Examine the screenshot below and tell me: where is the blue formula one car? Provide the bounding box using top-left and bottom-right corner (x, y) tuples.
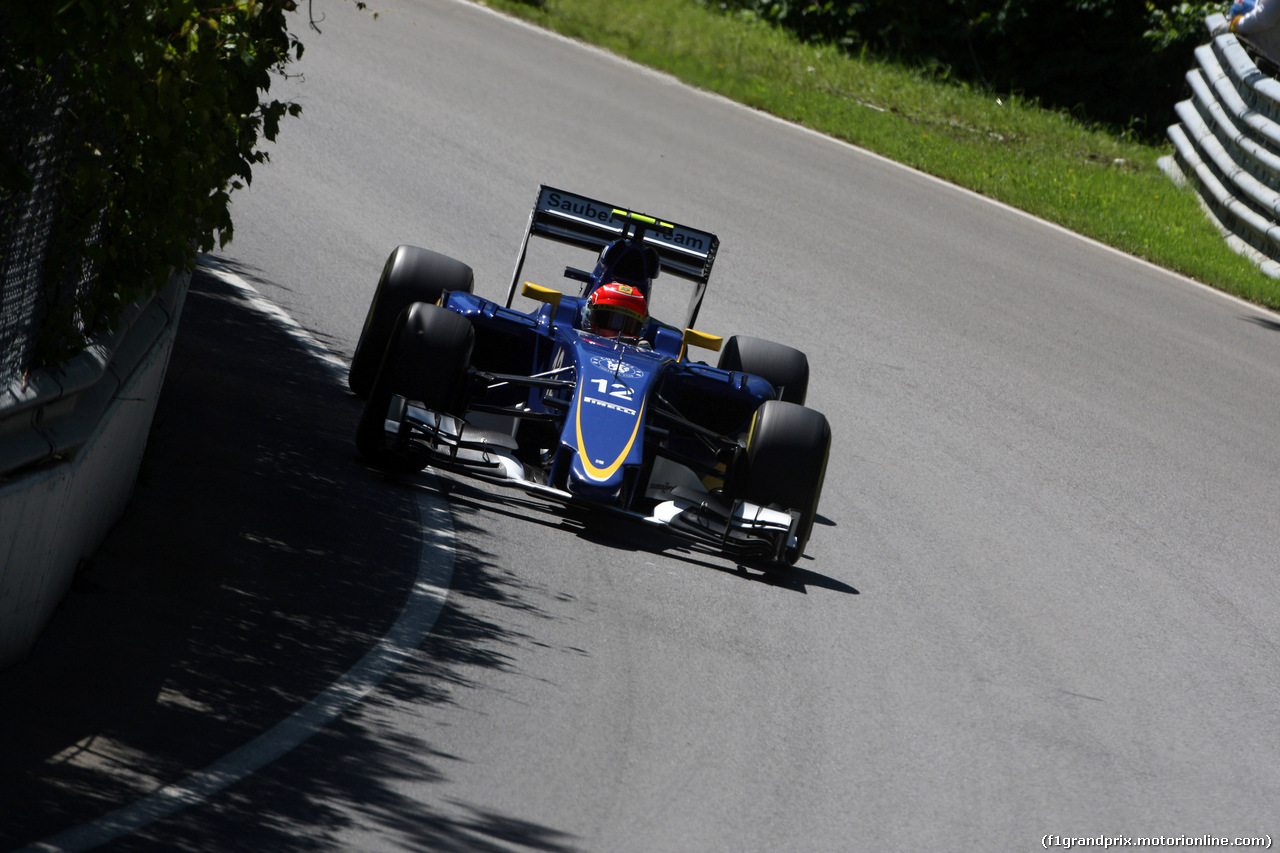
(350, 186), (830, 565)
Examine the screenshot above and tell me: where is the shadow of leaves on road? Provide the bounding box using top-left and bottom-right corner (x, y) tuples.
(0, 263), (579, 853)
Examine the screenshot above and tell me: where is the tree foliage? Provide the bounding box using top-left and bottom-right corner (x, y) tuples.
(709, 0), (1221, 136)
(0, 0), (318, 364)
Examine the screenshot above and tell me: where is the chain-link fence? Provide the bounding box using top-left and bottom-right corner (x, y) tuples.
(1, 60), (101, 391)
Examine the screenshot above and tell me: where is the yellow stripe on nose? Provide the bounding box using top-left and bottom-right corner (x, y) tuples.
(575, 382), (646, 481)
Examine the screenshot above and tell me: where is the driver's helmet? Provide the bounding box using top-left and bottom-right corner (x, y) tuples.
(585, 283), (648, 339)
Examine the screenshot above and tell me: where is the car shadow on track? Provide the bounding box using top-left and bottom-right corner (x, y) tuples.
(1244, 314), (1280, 333)
(0, 261), (579, 853)
(428, 474), (859, 597)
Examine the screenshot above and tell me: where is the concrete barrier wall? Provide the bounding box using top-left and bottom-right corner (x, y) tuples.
(1165, 13), (1280, 277)
(0, 273), (189, 668)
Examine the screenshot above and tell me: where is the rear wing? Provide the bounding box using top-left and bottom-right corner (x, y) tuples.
(505, 185), (719, 312)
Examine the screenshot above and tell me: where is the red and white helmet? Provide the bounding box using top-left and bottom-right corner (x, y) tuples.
(586, 283), (648, 339)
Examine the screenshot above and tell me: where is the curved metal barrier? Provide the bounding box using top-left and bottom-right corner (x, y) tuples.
(1165, 12), (1280, 277)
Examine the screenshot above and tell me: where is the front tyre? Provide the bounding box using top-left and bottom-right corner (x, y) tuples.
(718, 336), (809, 405)
(349, 245), (474, 398)
(356, 303), (474, 469)
(739, 400), (830, 565)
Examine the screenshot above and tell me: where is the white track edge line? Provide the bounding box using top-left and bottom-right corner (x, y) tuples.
(17, 258), (457, 853)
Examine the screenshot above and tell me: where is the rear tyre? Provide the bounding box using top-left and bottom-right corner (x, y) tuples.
(738, 400), (830, 565)
(349, 245), (474, 398)
(718, 336), (809, 405)
(356, 303), (474, 468)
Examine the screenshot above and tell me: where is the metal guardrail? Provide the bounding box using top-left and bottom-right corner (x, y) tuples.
(1165, 13), (1280, 277)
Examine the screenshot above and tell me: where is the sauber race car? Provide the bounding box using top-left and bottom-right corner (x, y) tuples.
(350, 186), (830, 565)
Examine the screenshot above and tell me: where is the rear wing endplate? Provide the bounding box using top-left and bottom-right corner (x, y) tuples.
(505, 185), (719, 309)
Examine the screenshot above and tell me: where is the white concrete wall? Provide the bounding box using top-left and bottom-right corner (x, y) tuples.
(0, 274), (188, 668)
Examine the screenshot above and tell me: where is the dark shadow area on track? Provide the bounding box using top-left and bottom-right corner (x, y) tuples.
(429, 473), (859, 597)
(1243, 314), (1280, 334)
(97, 471), (581, 853)
(0, 263), (579, 853)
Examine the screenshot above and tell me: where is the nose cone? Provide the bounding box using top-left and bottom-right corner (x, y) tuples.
(566, 458), (625, 505)
(556, 334), (665, 507)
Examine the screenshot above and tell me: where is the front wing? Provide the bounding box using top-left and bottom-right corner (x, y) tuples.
(378, 400), (802, 563)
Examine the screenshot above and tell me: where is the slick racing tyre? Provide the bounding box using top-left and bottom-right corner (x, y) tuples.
(718, 336), (809, 405)
(349, 245), (474, 398)
(739, 399), (830, 565)
(356, 302), (475, 469)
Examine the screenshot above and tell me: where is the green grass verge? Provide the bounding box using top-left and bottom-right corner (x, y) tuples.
(478, 0), (1280, 310)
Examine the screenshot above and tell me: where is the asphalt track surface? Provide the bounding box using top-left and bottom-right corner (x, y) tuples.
(4, 0), (1280, 849)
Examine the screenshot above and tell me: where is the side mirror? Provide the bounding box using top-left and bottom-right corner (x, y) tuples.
(522, 281), (563, 312)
